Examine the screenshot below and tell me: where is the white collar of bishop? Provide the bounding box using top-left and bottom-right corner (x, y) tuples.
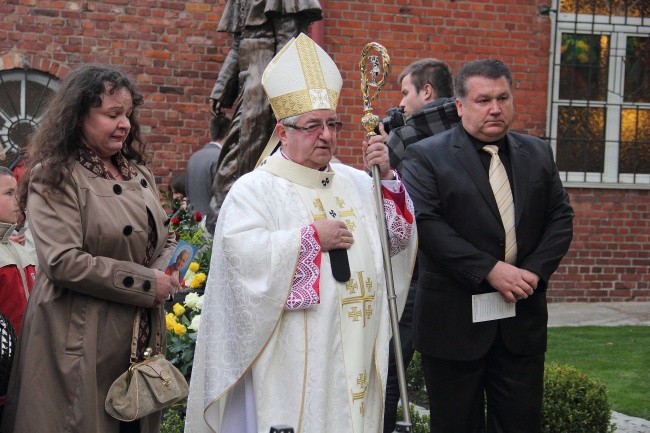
(257, 155), (336, 189)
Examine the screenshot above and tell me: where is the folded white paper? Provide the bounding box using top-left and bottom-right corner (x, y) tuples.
(472, 292), (516, 323)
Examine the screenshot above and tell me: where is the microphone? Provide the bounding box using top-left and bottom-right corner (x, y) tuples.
(329, 249), (351, 282)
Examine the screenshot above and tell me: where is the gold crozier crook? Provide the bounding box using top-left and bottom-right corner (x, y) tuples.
(359, 42), (412, 431)
(359, 42), (390, 137)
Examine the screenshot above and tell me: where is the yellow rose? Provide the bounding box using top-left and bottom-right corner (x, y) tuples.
(165, 313), (178, 331)
(173, 303), (186, 317)
(196, 273), (207, 283)
(189, 277), (201, 289)
(173, 322), (187, 336)
(189, 262), (200, 272)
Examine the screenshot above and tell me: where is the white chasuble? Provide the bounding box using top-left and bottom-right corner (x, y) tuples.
(261, 157), (381, 433)
(185, 155), (416, 433)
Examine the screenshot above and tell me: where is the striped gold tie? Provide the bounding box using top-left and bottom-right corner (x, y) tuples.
(482, 145), (517, 264)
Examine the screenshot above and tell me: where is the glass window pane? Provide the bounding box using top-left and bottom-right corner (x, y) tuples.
(624, 36), (650, 103)
(0, 70), (59, 165)
(559, 34), (609, 101)
(556, 106), (605, 172)
(0, 80), (21, 118)
(25, 73), (56, 120)
(620, 108), (650, 174)
(560, 0), (650, 17)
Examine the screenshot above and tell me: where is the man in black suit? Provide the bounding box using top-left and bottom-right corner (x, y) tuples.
(401, 59), (574, 433)
(369, 58), (460, 433)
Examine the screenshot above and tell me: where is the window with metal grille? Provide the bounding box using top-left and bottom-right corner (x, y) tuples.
(0, 69), (59, 169)
(548, 0), (650, 187)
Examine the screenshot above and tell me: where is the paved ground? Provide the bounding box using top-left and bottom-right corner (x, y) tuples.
(547, 301), (650, 327)
(547, 302), (650, 433)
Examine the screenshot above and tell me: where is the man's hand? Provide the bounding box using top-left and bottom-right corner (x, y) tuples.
(375, 122), (389, 141)
(312, 219), (354, 252)
(362, 139), (393, 180)
(485, 261), (539, 303)
(9, 234), (26, 246)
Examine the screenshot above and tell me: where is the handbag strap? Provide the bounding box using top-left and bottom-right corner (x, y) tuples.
(130, 308), (162, 364)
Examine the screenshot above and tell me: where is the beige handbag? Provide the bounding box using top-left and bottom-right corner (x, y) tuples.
(105, 312), (189, 421)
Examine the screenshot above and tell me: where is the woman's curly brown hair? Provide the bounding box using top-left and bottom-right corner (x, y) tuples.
(18, 64), (147, 209)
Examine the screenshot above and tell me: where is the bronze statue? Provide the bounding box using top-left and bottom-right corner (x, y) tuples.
(206, 0), (323, 232)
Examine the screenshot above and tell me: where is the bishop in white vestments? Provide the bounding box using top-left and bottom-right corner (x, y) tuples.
(185, 33), (417, 433)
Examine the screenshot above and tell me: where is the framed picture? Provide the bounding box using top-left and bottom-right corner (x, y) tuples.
(165, 240), (198, 286)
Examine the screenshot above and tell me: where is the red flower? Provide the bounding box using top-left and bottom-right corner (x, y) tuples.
(194, 211), (203, 222)
(170, 216), (181, 226)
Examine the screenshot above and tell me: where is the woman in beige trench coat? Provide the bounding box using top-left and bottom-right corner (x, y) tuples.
(1, 64), (179, 433)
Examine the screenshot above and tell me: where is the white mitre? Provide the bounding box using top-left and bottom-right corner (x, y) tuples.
(256, 33), (343, 165)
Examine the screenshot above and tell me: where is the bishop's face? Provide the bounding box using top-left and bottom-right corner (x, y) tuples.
(277, 109), (340, 170)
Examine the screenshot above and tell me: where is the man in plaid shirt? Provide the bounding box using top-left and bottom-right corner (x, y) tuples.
(371, 58), (460, 433)
(381, 59), (460, 172)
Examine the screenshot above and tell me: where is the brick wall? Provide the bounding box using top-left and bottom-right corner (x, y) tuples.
(0, 0), (231, 180)
(325, 0), (551, 167)
(549, 189), (650, 302)
(1, 1), (647, 302)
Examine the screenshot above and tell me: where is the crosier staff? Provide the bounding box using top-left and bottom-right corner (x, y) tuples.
(360, 42), (412, 432)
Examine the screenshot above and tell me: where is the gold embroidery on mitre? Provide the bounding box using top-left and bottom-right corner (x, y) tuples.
(269, 91), (313, 121)
(309, 89), (331, 109)
(269, 90), (340, 120)
(328, 89), (339, 111)
(296, 35), (326, 89)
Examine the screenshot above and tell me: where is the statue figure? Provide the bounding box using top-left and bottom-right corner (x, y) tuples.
(206, 0), (323, 232)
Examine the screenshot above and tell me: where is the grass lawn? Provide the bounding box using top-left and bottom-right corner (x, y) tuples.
(546, 326), (650, 420)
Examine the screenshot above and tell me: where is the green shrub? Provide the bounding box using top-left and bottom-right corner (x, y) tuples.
(400, 355), (616, 433)
(405, 351), (429, 408)
(392, 351), (430, 432)
(160, 403), (186, 433)
(543, 363), (616, 433)
(396, 403), (431, 433)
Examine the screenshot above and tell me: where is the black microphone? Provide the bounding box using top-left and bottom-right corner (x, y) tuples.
(270, 426), (294, 433)
(329, 249), (351, 282)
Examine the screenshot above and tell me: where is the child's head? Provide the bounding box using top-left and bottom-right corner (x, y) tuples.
(169, 172), (186, 201)
(0, 167), (19, 225)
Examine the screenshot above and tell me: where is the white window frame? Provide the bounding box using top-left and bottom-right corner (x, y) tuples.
(0, 69), (59, 163)
(547, 2), (650, 189)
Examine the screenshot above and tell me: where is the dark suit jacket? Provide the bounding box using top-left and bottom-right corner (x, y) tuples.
(402, 126), (574, 361)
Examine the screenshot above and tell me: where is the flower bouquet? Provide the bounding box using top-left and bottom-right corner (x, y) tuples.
(162, 292), (205, 433)
(160, 191), (213, 431)
(165, 292), (204, 379)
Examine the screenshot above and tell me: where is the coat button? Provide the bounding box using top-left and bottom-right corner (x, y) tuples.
(123, 225), (133, 236)
(143, 280), (151, 291)
(140, 178), (148, 188)
(123, 276), (134, 287)
(498, 239), (505, 247)
(113, 184), (122, 195)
